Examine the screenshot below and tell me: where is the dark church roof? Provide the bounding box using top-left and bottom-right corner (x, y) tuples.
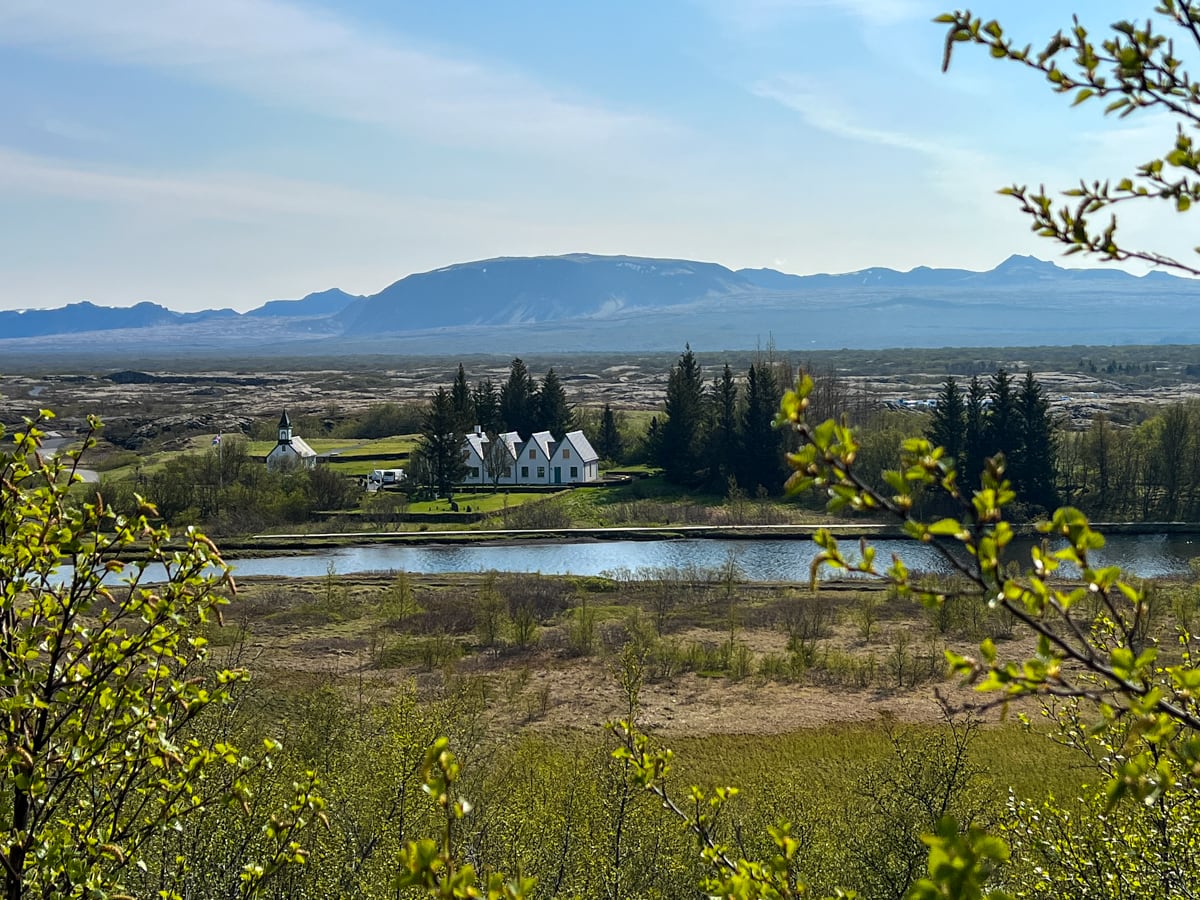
(278, 411), (291, 429)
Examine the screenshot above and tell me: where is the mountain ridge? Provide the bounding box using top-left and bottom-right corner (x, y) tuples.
(3, 253), (1199, 354)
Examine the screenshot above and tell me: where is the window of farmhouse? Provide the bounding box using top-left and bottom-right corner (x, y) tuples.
(562, 448), (570, 458)
(521, 466), (529, 478)
(571, 466), (578, 478)
(529, 449), (536, 459)
(537, 466), (545, 478)
(469, 467), (479, 478)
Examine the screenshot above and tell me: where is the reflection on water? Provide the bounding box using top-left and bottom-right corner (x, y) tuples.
(219, 533), (1200, 582)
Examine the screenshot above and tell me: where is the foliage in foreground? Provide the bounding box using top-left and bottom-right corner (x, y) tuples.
(0, 413), (320, 899)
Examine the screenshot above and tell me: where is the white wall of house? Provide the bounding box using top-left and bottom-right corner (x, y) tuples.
(462, 433), (488, 484)
(549, 430), (600, 484)
(516, 431), (554, 485)
(459, 428), (600, 486)
(462, 430), (521, 485)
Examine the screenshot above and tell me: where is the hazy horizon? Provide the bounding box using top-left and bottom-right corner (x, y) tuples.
(0, 1), (1180, 312)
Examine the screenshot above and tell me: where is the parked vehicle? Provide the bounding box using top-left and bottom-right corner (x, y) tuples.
(367, 468), (406, 486)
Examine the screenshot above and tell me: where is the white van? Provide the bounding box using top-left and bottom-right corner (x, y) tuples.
(368, 468), (406, 486)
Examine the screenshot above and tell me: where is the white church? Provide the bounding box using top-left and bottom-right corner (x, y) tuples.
(265, 411), (317, 471)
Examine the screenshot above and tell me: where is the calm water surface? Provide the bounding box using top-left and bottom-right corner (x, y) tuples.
(221, 533), (1200, 581)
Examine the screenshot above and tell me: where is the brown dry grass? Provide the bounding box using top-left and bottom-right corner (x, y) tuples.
(213, 571), (1046, 740)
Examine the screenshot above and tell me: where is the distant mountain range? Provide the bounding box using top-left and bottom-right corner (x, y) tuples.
(3, 253), (1200, 357)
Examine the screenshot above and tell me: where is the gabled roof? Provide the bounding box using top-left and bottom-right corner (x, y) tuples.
(464, 431), (488, 461)
(525, 431), (554, 459)
(498, 431), (521, 459)
(288, 436), (317, 458)
(560, 430), (599, 464)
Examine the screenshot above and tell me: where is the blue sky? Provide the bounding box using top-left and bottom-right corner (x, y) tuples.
(0, 0), (1181, 311)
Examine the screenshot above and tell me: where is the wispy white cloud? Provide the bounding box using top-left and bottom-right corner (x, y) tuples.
(751, 75), (956, 159)
(0, 145), (398, 222)
(750, 74), (1029, 244)
(0, 0), (665, 155)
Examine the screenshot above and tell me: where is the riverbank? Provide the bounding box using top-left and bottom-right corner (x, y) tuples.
(215, 519), (1200, 556)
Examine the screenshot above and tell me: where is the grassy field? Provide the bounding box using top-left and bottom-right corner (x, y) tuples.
(230, 435), (416, 458)
(219, 567), (1044, 736)
(200, 565), (1102, 898)
(405, 491), (557, 514)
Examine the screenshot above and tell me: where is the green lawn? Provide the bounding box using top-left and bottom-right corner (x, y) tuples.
(331, 435), (418, 456)
(405, 492), (554, 514)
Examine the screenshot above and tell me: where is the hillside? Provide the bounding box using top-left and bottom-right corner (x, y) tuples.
(2, 253), (1200, 356)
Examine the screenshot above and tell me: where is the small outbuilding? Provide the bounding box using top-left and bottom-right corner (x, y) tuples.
(265, 411), (317, 472)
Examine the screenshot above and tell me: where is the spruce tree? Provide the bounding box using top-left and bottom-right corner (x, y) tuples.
(537, 368), (574, 436)
(985, 368), (1019, 464)
(417, 387), (467, 496)
(738, 361), (784, 494)
(712, 364), (740, 485)
(928, 377), (966, 469)
(964, 375), (988, 489)
(472, 378), (500, 433)
(659, 346), (707, 485)
(597, 403), (624, 462)
(500, 357), (537, 436)
(643, 415), (662, 467)
(1014, 371), (1059, 512)
(450, 363), (474, 432)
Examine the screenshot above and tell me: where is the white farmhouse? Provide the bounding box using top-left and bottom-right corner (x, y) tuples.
(463, 428), (522, 485)
(461, 427), (599, 486)
(549, 430), (600, 485)
(518, 431), (555, 485)
(265, 411), (317, 471)
(462, 429), (488, 483)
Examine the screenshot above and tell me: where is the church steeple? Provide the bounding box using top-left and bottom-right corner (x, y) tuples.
(278, 411), (293, 445)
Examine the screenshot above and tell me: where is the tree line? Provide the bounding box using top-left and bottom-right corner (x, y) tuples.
(925, 370), (1058, 514)
(1059, 401), (1200, 520)
(925, 371), (1200, 522)
(415, 359), (585, 496)
(648, 346), (858, 496)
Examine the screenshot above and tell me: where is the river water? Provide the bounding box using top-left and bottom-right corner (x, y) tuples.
(217, 533), (1200, 582)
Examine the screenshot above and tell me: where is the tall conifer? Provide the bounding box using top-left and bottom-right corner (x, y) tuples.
(500, 358), (537, 436)
(1014, 371), (1058, 511)
(659, 346), (707, 485)
(964, 376), (988, 489)
(928, 377), (966, 468)
(597, 403), (624, 462)
(450, 363), (474, 432)
(738, 362), (785, 494)
(537, 368), (574, 436)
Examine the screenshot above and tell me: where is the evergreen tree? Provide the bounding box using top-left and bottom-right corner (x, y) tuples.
(642, 415), (662, 466)
(450, 363), (474, 432)
(737, 361), (784, 494)
(985, 368), (1019, 463)
(597, 403), (624, 462)
(927, 377), (966, 469)
(711, 364), (740, 485)
(537, 368), (574, 436)
(1014, 372), (1059, 512)
(417, 387), (466, 496)
(963, 376), (988, 490)
(500, 358), (537, 436)
(659, 346), (707, 485)
(472, 378), (501, 433)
